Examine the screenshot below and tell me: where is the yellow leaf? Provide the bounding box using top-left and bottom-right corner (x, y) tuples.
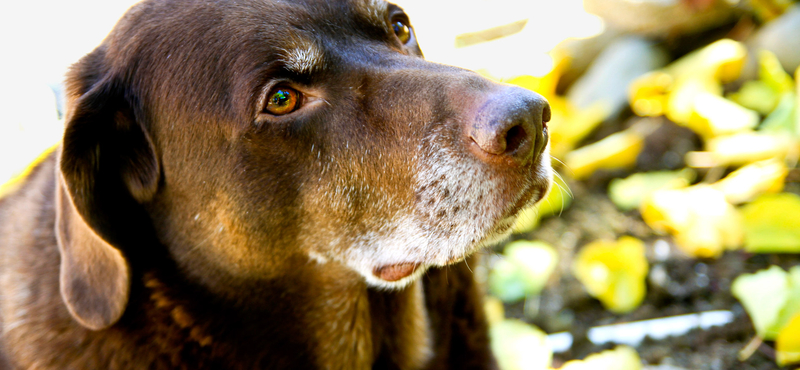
(796, 66), (800, 134)
(629, 71), (672, 117)
(628, 39), (747, 121)
(741, 193), (800, 253)
(564, 121), (657, 180)
(685, 132), (794, 168)
(749, 0), (793, 21)
(641, 185), (742, 258)
(544, 98), (611, 159)
(665, 76), (722, 126)
(552, 103), (610, 153)
(777, 313), (800, 366)
(556, 346), (641, 370)
(507, 75), (551, 97)
(759, 50), (795, 94)
(664, 39), (747, 83)
(572, 237), (648, 313)
(484, 297), (505, 326)
(608, 169), (695, 211)
(687, 93), (759, 139)
(505, 52), (569, 99)
(712, 158), (787, 204)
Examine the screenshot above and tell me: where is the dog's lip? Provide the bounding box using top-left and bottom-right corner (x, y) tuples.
(373, 262), (420, 282)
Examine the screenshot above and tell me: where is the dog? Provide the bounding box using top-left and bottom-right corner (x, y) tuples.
(0, 0), (551, 368)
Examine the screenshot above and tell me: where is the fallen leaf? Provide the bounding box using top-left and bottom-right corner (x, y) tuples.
(565, 121), (657, 180)
(731, 266), (800, 340)
(489, 241), (559, 303)
(490, 319), (552, 370)
(749, 0), (793, 21)
(556, 345), (641, 370)
(608, 169), (695, 211)
(641, 185), (742, 258)
(712, 159), (787, 204)
(687, 92), (759, 139)
(729, 79), (782, 114)
(629, 71), (672, 117)
(760, 92), (797, 135)
(777, 313), (800, 366)
(666, 76), (723, 126)
(685, 132), (794, 167)
(548, 102), (610, 159)
(759, 50), (795, 95)
(665, 39), (747, 83)
(629, 39), (746, 120)
(484, 296), (506, 326)
(741, 193), (800, 253)
(572, 236), (648, 313)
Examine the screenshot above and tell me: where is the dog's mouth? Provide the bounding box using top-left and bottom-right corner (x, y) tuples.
(373, 262), (421, 282)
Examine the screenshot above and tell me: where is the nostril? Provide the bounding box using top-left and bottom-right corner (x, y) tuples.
(504, 125), (527, 155)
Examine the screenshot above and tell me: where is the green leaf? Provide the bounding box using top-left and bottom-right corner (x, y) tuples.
(741, 193), (800, 253)
(489, 319), (551, 370)
(729, 80), (782, 114)
(732, 266), (790, 339)
(608, 169), (695, 211)
(489, 241), (558, 303)
(760, 92), (797, 136)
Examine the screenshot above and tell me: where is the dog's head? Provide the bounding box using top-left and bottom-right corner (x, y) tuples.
(56, 0), (551, 330)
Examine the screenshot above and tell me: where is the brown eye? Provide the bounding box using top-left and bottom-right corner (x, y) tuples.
(391, 18), (411, 44)
(265, 87), (300, 115)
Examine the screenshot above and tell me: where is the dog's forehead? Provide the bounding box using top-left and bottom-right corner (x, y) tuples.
(96, 0), (411, 124)
(267, 0), (391, 28)
(348, 0), (390, 26)
(252, 0), (402, 74)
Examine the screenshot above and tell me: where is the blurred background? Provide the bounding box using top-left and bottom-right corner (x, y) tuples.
(2, 0), (800, 369)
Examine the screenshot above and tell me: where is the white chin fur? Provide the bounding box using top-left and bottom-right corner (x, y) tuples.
(354, 217), (518, 291)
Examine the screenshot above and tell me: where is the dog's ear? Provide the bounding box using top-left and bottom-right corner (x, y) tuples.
(55, 50), (160, 330)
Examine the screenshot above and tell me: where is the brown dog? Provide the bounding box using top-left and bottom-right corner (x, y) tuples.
(0, 0), (551, 368)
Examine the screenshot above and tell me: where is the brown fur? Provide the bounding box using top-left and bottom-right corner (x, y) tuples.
(0, 0), (551, 368)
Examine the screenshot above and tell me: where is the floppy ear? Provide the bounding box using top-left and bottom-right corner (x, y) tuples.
(56, 55), (160, 330)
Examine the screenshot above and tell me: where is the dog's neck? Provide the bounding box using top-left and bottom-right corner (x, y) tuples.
(309, 272), (433, 369)
(137, 262), (433, 369)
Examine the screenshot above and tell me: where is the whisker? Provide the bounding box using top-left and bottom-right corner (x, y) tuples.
(552, 170), (574, 199)
(551, 155), (575, 178)
(464, 257), (473, 273)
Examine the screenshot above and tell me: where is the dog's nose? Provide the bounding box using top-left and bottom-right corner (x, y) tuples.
(468, 88), (550, 165)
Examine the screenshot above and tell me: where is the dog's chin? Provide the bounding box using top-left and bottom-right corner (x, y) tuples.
(353, 215), (519, 290)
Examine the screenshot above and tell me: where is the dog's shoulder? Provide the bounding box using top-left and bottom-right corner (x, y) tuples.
(0, 150), (60, 262)
(0, 151), (67, 368)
